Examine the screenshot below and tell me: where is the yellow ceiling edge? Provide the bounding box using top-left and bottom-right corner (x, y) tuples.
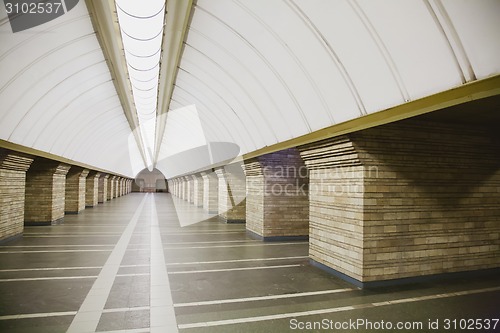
(153, 0), (194, 166)
(0, 139), (131, 178)
(84, 0), (148, 168)
(243, 74), (500, 160)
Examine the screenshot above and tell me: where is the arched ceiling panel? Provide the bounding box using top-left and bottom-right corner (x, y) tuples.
(182, 30), (297, 141)
(61, 104), (123, 155)
(188, 3), (312, 138)
(171, 83), (251, 151)
(176, 60), (263, 149)
(178, 44), (272, 149)
(294, 0), (407, 115)
(168, 95), (233, 145)
(1, 1), (498, 179)
(0, 48), (104, 141)
(357, 0), (464, 100)
(0, 2), (144, 177)
(20, 77), (113, 151)
(441, 0), (500, 79)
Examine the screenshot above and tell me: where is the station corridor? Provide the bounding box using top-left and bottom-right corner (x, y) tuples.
(1, 0), (500, 332)
(0, 193), (498, 333)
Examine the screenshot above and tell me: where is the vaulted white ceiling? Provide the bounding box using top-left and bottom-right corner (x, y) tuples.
(1, 0), (499, 178)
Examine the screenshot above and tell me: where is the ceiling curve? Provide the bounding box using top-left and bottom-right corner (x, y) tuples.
(1, 0), (499, 178)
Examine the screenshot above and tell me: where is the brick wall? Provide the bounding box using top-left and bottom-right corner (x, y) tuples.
(0, 149), (33, 241)
(299, 137), (365, 279)
(192, 174), (203, 207)
(25, 159), (71, 224)
(86, 172), (100, 207)
(202, 172), (218, 213)
(299, 119), (500, 283)
(98, 174), (109, 203)
(65, 168), (89, 213)
(244, 148), (309, 238)
(186, 176), (194, 203)
(107, 176), (115, 200)
(216, 165), (246, 223)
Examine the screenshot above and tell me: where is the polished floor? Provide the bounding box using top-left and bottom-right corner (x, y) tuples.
(0, 193), (499, 333)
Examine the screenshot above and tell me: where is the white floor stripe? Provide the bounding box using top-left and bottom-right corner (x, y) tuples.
(174, 288), (354, 307)
(0, 264), (149, 273)
(102, 306), (150, 314)
(161, 231), (245, 235)
(0, 311), (77, 321)
(0, 273), (150, 283)
(97, 329), (149, 333)
(66, 195), (148, 333)
(150, 195), (178, 333)
(0, 306), (150, 321)
(169, 264), (302, 275)
(163, 240), (259, 245)
(22, 231), (245, 238)
(177, 286), (500, 329)
(166, 256), (308, 266)
(0, 244), (115, 248)
(0, 266), (103, 273)
(0, 249), (112, 254)
(164, 242), (307, 250)
(24, 232), (126, 235)
(23, 235), (121, 238)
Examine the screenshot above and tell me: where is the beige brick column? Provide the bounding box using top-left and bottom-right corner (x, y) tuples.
(174, 178), (180, 197)
(215, 164), (246, 223)
(181, 178), (187, 200)
(85, 171), (101, 207)
(0, 149), (33, 242)
(201, 171), (218, 213)
(65, 167), (89, 214)
(299, 119), (500, 287)
(244, 148), (309, 240)
(128, 179), (132, 193)
(25, 159), (71, 225)
(107, 176), (115, 201)
(113, 177), (119, 198)
(98, 174), (109, 203)
(117, 178), (122, 197)
(184, 176), (193, 203)
(192, 174), (203, 207)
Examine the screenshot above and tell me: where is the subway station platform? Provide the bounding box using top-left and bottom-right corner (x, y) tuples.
(0, 193), (498, 333)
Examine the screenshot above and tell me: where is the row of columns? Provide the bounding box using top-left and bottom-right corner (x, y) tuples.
(0, 149), (133, 241)
(169, 148), (308, 231)
(167, 119), (500, 287)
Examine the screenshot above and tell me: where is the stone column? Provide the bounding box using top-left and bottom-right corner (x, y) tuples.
(113, 177), (119, 198)
(174, 178), (179, 197)
(183, 176), (193, 203)
(201, 171), (218, 213)
(98, 174), (109, 203)
(215, 164), (246, 223)
(299, 119), (500, 287)
(0, 149), (33, 242)
(244, 148), (309, 240)
(117, 178), (122, 197)
(107, 176), (115, 201)
(25, 158), (71, 225)
(85, 171), (101, 207)
(182, 178), (188, 200)
(192, 174), (203, 207)
(65, 167), (89, 214)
